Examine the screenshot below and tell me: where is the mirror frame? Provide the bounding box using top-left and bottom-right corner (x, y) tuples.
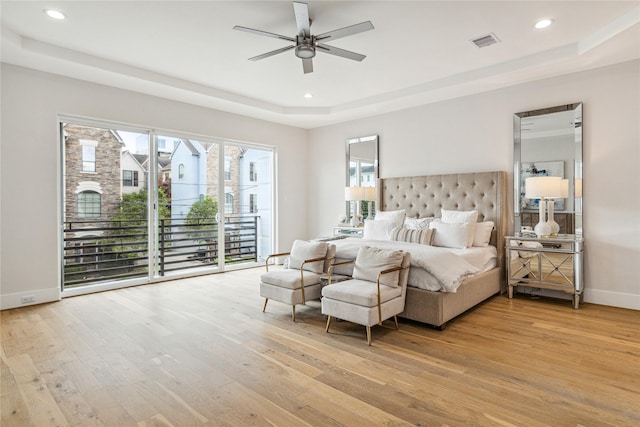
(513, 103), (583, 235)
(345, 135), (379, 218)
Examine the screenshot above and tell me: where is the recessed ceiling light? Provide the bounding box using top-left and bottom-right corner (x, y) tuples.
(44, 9), (66, 20)
(304, 93), (313, 99)
(535, 18), (553, 29)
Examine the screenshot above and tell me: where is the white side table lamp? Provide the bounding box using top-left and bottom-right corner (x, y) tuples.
(345, 186), (365, 227)
(525, 176), (563, 237)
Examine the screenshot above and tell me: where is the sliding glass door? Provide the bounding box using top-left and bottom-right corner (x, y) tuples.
(61, 120), (273, 293)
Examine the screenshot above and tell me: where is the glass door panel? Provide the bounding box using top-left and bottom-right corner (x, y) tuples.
(223, 143), (273, 266)
(156, 137), (221, 277)
(62, 123), (150, 289)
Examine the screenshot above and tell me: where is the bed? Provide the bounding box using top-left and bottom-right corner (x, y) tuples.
(334, 171), (507, 329)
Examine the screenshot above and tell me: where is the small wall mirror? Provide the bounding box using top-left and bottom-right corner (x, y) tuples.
(514, 103), (583, 235)
(345, 135), (378, 220)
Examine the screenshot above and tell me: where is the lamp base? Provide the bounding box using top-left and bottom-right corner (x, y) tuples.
(534, 221), (552, 238)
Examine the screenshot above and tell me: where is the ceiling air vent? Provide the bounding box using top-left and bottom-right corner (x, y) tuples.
(471, 33), (500, 48)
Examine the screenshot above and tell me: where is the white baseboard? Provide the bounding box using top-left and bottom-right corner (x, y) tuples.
(1, 288), (61, 310)
(514, 286), (639, 310)
(584, 289), (640, 311)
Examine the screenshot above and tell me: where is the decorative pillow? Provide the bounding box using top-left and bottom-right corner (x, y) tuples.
(375, 209), (406, 228)
(363, 219), (394, 240)
(288, 240), (328, 273)
(353, 246), (404, 287)
(429, 221), (473, 249)
(473, 221), (494, 247)
(404, 216), (435, 231)
(440, 209), (478, 247)
(441, 209), (479, 224)
(390, 227), (433, 245)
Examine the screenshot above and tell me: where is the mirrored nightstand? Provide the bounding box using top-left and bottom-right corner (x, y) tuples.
(506, 234), (584, 309)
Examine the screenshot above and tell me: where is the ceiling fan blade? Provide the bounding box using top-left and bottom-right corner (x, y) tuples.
(249, 45), (295, 61)
(293, 1), (311, 37)
(302, 58), (313, 74)
(233, 26), (295, 42)
(316, 44), (366, 62)
(315, 21), (374, 42)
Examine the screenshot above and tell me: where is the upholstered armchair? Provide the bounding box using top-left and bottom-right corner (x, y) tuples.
(260, 240), (335, 321)
(322, 246), (411, 345)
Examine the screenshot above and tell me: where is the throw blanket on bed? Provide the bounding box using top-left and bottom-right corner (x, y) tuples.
(332, 238), (479, 293)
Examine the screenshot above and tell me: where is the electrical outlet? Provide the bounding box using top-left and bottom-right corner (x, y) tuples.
(21, 295), (36, 304)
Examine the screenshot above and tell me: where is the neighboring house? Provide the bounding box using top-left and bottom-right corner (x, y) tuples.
(171, 139), (207, 220)
(64, 123), (123, 226)
(206, 145), (242, 214)
(120, 150), (146, 194)
(238, 149), (272, 261)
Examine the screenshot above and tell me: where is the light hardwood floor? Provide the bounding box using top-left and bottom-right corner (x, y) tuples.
(2, 267), (639, 426)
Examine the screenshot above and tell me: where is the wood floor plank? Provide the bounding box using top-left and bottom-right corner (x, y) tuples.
(1, 267), (639, 426)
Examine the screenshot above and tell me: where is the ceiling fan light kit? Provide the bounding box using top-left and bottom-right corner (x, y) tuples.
(234, 1), (374, 74)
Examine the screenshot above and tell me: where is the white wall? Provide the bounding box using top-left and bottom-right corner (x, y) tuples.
(0, 64), (308, 309)
(308, 60), (640, 310)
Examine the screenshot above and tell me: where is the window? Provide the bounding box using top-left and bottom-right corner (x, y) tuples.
(249, 162), (257, 181)
(225, 193), (234, 214)
(250, 193), (258, 213)
(82, 145), (96, 172)
(178, 163), (185, 179)
(123, 170), (138, 186)
(224, 156), (231, 180)
(77, 191), (101, 218)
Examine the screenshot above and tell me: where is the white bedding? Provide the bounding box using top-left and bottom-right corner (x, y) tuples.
(332, 238), (493, 293)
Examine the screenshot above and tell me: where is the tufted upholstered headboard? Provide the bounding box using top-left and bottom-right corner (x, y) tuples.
(376, 171), (508, 274)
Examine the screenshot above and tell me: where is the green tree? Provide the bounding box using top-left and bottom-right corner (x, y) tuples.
(185, 197), (218, 241)
(113, 188), (171, 223)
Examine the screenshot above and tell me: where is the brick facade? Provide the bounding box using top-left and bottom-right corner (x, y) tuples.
(64, 124), (123, 224)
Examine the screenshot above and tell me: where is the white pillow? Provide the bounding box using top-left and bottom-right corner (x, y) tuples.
(288, 240), (328, 273)
(353, 246), (404, 287)
(404, 217), (435, 231)
(390, 227), (433, 245)
(375, 209), (406, 228)
(441, 209), (479, 224)
(440, 209), (478, 247)
(473, 221), (494, 247)
(363, 219), (394, 240)
(429, 221), (473, 249)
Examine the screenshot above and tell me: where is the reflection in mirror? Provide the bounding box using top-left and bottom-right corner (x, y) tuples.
(514, 103), (583, 235)
(345, 135), (378, 221)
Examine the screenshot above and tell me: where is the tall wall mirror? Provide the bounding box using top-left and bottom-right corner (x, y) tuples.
(514, 103), (583, 235)
(345, 135), (378, 221)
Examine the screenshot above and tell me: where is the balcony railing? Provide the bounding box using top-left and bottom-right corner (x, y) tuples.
(63, 215), (258, 288)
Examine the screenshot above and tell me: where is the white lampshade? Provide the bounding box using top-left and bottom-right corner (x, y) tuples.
(345, 186), (365, 201)
(525, 176), (563, 199)
(364, 187), (376, 201)
(549, 179), (569, 199)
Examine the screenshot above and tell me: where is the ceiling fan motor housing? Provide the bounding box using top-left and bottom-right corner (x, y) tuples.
(295, 35), (316, 59)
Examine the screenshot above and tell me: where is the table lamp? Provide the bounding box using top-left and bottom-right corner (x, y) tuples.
(525, 176), (562, 237)
(363, 187), (376, 220)
(345, 187), (365, 226)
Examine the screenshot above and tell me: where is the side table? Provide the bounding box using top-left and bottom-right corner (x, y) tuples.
(506, 234), (584, 309)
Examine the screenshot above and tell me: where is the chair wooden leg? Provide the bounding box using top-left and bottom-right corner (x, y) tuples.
(366, 326), (372, 346)
(393, 315), (399, 330)
(262, 298), (268, 312)
(292, 305), (296, 322)
(325, 315), (332, 332)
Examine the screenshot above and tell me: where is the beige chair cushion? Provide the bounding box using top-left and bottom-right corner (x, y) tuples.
(289, 240), (328, 273)
(352, 246), (404, 287)
(322, 279), (402, 307)
(261, 270), (321, 290)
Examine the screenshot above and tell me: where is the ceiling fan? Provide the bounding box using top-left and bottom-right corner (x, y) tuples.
(233, 1), (374, 74)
